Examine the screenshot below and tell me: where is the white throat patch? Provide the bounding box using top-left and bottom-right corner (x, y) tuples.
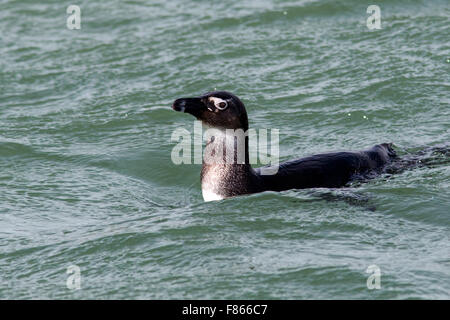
(202, 187), (224, 202)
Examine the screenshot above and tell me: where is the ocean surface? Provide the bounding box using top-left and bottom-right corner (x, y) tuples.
(1, 0), (449, 299)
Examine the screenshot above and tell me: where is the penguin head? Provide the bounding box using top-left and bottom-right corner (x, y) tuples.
(172, 91), (249, 130)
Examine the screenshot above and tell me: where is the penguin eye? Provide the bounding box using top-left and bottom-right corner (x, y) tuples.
(208, 97), (229, 111)
(215, 101), (228, 110)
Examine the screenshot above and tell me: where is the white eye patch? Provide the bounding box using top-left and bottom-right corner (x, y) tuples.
(208, 97), (228, 110)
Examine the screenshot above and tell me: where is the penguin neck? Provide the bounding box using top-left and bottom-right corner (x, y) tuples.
(200, 127), (255, 200)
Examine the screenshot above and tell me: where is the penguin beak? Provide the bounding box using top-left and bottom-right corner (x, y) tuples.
(172, 97), (205, 118)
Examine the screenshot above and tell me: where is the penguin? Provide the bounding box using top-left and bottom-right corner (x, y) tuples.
(172, 91), (396, 201)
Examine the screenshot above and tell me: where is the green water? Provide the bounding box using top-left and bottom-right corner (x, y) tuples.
(1, 0), (449, 299)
